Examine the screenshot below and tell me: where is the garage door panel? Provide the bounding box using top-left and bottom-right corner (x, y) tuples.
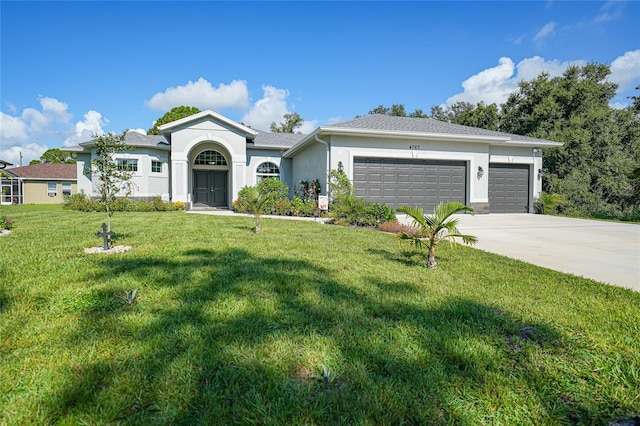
(489, 164), (530, 213)
(353, 158), (466, 210)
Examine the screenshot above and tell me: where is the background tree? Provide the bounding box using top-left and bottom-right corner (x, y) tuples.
(431, 102), (499, 130)
(368, 104), (427, 118)
(29, 148), (76, 165)
(270, 113), (304, 133)
(148, 106), (201, 135)
(500, 64), (639, 218)
(91, 132), (133, 236)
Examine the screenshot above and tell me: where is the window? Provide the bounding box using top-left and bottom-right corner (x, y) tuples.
(117, 159), (138, 172)
(62, 182), (72, 196)
(152, 160), (162, 173)
(256, 162), (280, 182)
(195, 150), (227, 166)
(47, 182), (57, 197)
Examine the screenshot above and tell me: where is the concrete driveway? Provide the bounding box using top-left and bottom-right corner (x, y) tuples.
(398, 214), (640, 292)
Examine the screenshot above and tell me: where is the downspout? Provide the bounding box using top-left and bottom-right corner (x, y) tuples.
(314, 134), (331, 201)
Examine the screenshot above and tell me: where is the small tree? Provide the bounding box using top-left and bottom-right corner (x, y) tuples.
(91, 132), (133, 236)
(397, 201), (477, 268)
(243, 186), (276, 234)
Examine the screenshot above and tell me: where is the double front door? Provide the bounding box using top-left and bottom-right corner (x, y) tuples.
(193, 171), (227, 207)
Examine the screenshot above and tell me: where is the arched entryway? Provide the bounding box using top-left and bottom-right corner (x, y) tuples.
(191, 148), (229, 207)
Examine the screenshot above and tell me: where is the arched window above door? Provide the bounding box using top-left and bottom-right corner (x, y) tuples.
(195, 150), (227, 166)
(256, 162), (280, 182)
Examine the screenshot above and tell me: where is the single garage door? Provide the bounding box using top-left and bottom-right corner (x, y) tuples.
(489, 164), (530, 213)
(353, 157), (466, 210)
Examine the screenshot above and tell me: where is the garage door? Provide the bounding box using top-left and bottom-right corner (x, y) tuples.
(353, 157), (466, 210)
(489, 164), (530, 213)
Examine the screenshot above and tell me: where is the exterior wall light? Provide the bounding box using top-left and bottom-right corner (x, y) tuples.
(337, 161), (344, 173)
(477, 166), (484, 179)
(538, 168), (544, 180)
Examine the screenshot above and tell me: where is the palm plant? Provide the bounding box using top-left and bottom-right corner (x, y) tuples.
(243, 186), (275, 234)
(397, 201), (478, 268)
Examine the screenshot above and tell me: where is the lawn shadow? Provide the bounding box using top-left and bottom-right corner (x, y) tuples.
(43, 246), (604, 424)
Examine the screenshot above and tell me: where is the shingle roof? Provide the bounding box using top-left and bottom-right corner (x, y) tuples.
(253, 131), (306, 149)
(327, 114), (558, 145)
(77, 131), (170, 149)
(6, 163), (77, 180)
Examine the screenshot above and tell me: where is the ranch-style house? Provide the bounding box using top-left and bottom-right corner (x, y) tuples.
(67, 110), (562, 213)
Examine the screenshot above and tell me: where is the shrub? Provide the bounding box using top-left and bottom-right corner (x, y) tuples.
(64, 193), (180, 213)
(331, 195), (396, 227)
(0, 215), (14, 230)
(174, 201), (185, 211)
(63, 192), (102, 212)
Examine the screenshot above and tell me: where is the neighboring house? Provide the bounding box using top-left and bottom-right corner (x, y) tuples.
(2, 163), (77, 204)
(68, 110), (562, 213)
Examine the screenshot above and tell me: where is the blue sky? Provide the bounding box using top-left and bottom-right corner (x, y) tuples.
(1, 1), (639, 165)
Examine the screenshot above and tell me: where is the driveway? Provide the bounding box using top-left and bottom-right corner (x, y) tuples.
(398, 214), (640, 292)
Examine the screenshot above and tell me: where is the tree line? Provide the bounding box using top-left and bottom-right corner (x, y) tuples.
(367, 64), (640, 220)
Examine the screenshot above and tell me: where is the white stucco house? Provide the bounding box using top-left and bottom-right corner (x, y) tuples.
(68, 110), (562, 213)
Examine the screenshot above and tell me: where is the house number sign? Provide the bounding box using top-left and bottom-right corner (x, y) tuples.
(409, 145), (421, 150)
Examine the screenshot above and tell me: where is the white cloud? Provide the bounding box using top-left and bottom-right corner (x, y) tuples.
(130, 128), (147, 135)
(298, 120), (318, 134)
(445, 56), (584, 106)
(145, 78), (250, 111)
(595, 0), (623, 22)
(1, 143), (48, 167)
(241, 85), (290, 131)
(534, 21), (557, 42)
(0, 111), (28, 142)
(0, 97), (109, 165)
(609, 49), (640, 92)
(63, 110), (108, 147)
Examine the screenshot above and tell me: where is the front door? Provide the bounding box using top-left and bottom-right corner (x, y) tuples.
(193, 170), (227, 207)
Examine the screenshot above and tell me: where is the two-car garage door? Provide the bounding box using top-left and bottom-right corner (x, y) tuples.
(353, 157), (466, 210)
(353, 157), (531, 213)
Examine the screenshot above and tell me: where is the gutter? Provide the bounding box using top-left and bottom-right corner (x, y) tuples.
(314, 134), (331, 200)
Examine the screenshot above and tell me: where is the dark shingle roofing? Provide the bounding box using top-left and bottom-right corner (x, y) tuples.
(6, 163), (77, 180)
(326, 114), (558, 145)
(253, 131), (306, 149)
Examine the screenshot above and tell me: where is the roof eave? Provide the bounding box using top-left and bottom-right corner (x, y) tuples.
(157, 109), (258, 138)
(284, 126), (562, 156)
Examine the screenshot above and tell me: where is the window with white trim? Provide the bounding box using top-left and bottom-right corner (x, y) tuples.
(256, 162), (280, 182)
(117, 159), (138, 172)
(47, 182), (57, 197)
(62, 182), (72, 196)
(195, 150), (227, 165)
(151, 160), (162, 173)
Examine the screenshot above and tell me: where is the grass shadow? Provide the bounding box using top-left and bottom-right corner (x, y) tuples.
(35, 246), (611, 424)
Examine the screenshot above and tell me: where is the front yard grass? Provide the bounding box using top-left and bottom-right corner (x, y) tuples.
(1, 205), (639, 424)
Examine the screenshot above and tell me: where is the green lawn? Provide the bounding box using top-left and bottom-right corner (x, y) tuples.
(1, 205), (639, 425)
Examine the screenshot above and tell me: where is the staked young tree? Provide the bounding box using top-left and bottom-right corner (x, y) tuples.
(91, 132), (133, 236)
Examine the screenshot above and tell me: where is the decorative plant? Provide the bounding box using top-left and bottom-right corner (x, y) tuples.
(397, 201), (477, 268)
(0, 215), (14, 230)
(116, 289), (137, 306)
(242, 186), (276, 234)
(298, 179), (321, 204)
(310, 364), (335, 384)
